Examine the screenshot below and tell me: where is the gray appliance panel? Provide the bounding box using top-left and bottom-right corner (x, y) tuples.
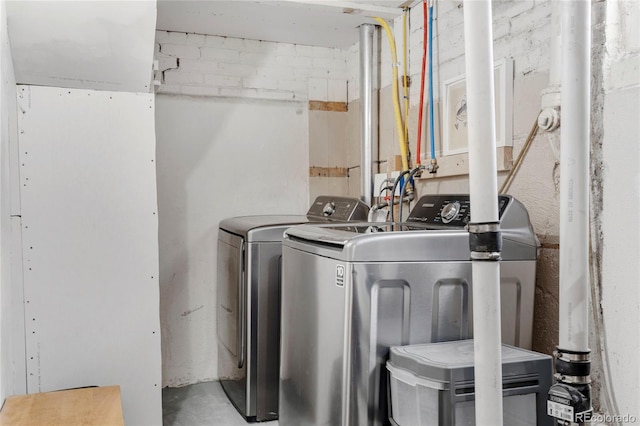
(285, 226), (534, 262)
(247, 240), (283, 420)
(219, 215), (309, 242)
(279, 246), (536, 426)
(217, 231), (288, 421)
(284, 225), (537, 262)
(217, 196), (369, 421)
(279, 245), (347, 426)
(283, 194), (539, 262)
(217, 231), (247, 413)
(306, 195), (370, 222)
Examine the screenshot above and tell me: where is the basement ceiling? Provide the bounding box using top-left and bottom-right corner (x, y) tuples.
(5, 1), (412, 93)
(156, 0), (412, 49)
(7, 1), (157, 93)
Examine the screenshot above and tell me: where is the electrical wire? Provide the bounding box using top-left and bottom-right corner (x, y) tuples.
(376, 178), (395, 210)
(389, 169), (412, 225)
(499, 118), (539, 194)
(589, 215), (622, 421)
(378, 177), (395, 198)
(398, 166), (425, 223)
(379, 185), (395, 201)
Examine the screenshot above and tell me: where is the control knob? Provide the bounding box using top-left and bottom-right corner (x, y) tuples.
(441, 201), (461, 224)
(323, 202), (336, 216)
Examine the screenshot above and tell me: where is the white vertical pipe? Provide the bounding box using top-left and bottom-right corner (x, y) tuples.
(559, 0), (591, 353)
(472, 262), (503, 423)
(463, 1), (503, 425)
(360, 24), (376, 206)
(464, 15), (499, 222)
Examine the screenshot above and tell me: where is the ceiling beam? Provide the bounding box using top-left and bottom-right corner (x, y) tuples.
(273, 0), (406, 20)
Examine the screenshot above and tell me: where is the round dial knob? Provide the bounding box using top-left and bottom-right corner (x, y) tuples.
(322, 202), (336, 216)
(441, 201), (461, 224)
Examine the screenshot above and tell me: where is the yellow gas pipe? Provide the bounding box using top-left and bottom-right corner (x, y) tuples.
(373, 16), (410, 172)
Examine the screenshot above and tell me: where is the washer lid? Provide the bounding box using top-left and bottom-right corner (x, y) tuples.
(220, 215), (309, 242)
(284, 222), (473, 261)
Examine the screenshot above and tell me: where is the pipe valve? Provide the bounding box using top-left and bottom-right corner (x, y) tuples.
(426, 158), (439, 174)
(547, 349), (592, 425)
(538, 107), (561, 132)
(548, 383), (592, 424)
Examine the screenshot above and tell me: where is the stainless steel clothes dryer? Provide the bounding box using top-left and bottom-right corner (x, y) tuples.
(216, 196), (369, 422)
(279, 194), (539, 426)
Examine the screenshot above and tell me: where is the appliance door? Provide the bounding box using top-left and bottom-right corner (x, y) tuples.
(279, 245), (348, 426)
(217, 230), (249, 416)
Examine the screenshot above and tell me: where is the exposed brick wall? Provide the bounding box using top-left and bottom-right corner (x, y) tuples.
(154, 31), (348, 102)
(346, 1), (553, 104)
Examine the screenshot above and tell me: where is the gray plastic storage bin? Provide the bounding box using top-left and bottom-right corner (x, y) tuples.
(386, 340), (553, 426)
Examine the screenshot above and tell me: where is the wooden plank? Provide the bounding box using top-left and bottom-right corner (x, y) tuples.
(309, 166), (348, 177)
(308, 100), (348, 112)
(0, 386), (124, 426)
(415, 146), (513, 179)
(390, 155), (404, 172)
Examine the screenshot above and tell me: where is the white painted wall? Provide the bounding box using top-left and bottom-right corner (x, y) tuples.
(0, 0), (19, 402)
(155, 95), (309, 386)
(601, 85), (640, 422)
(600, 0), (640, 419)
(16, 86), (161, 425)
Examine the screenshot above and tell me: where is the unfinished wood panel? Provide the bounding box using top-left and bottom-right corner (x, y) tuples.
(309, 166), (348, 177)
(308, 100), (348, 112)
(415, 147), (513, 179)
(0, 386), (124, 426)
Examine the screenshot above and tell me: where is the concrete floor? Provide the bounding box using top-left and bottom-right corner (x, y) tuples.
(162, 381), (279, 426)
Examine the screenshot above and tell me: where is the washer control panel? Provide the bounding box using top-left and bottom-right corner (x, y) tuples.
(307, 196), (370, 222)
(406, 195), (510, 227)
(322, 202), (336, 217)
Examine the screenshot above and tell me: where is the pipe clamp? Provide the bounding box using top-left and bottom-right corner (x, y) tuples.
(468, 222), (500, 233)
(554, 349), (591, 383)
(468, 221), (502, 260)
(470, 251), (501, 261)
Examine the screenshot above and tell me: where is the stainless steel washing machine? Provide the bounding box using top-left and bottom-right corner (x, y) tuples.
(279, 194), (539, 426)
(216, 196), (369, 422)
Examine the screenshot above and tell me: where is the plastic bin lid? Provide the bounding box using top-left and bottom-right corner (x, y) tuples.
(388, 340), (551, 384)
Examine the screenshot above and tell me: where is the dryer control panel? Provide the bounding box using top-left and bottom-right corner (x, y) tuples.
(306, 196), (370, 222)
(406, 195), (510, 227)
